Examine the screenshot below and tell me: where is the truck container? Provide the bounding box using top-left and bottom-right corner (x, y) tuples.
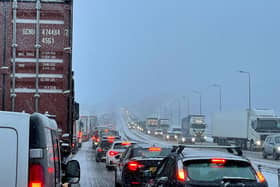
(212, 109), (280, 150)
(0, 0), (78, 135)
(181, 115), (207, 143)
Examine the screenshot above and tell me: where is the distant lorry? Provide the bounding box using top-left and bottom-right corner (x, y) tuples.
(212, 109), (280, 150)
(145, 117), (159, 135)
(159, 118), (170, 135)
(181, 115), (207, 143)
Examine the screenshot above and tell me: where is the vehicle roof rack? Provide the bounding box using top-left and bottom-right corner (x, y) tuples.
(172, 145), (243, 156)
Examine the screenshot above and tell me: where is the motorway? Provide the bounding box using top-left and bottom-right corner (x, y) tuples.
(71, 114), (279, 187)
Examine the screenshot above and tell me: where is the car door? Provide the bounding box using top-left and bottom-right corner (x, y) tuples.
(116, 147), (130, 183)
(155, 157), (176, 187)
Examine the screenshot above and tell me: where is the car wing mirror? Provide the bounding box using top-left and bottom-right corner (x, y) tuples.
(158, 176), (168, 184)
(143, 170), (152, 178)
(64, 160), (80, 184)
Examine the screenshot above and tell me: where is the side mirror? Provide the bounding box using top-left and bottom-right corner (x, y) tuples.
(64, 160), (80, 184)
(143, 170), (152, 178)
(158, 176), (168, 184)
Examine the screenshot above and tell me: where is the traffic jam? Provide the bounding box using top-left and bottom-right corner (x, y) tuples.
(86, 113), (269, 187)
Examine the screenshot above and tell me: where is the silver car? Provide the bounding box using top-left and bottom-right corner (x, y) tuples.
(262, 134), (280, 160)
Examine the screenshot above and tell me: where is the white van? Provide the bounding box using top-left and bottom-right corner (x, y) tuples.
(0, 111), (80, 187)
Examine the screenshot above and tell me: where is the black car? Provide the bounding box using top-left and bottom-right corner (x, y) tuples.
(115, 144), (172, 187)
(147, 145), (268, 187)
(95, 137), (120, 162)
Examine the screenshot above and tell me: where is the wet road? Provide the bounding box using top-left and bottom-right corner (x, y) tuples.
(72, 141), (115, 187)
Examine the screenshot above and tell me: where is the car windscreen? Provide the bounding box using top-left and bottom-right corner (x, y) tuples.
(131, 147), (171, 158)
(184, 159), (256, 182)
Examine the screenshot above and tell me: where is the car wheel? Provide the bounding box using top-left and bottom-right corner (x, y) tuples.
(273, 151), (279, 160)
(262, 150), (267, 159)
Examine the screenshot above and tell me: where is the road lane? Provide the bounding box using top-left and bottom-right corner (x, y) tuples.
(72, 141), (115, 187)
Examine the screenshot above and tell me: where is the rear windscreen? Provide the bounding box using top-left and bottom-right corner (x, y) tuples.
(100, 141), (113, 149)
(113, 143), (133, 149)
(131, 148), (171, 158)
(184, 160), (256, 182)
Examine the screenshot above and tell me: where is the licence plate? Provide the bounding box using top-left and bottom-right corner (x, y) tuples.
(149, 167), (157, 173)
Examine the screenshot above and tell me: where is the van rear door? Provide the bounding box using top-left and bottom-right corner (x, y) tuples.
(0, 112), (30, 187)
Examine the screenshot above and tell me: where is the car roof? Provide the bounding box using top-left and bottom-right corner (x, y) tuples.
(266, 134), (280, 139)
(132, 143), (171, 149)
(181, 148), (249, 162)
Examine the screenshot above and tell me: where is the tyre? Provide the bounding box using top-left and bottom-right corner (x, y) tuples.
(262, 150), (267, 159)
(96, 157), (101, 162)
(273, 151), (279, 160)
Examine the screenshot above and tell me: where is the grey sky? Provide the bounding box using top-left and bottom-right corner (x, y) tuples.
(73, 1), (280, 116)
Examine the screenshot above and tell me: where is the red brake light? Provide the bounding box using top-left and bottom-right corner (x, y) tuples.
(96, 138), (100, 142)
(29, 164), (44, 187)
(92, 136), (96, 141)
(72, 143), (75, 148)
(211, 158), (226, 164)
(107, 136), (115, 139)
(104, 129), (109, 133)
(127, 161), (144, 171)
(78, 131), (82, 138)
(149, 147), (161, 152)
(121, 142), (131, 146)
(177, 169), (187, 182)
(97, 148), (103, 152)
(109, 150), (119, 156)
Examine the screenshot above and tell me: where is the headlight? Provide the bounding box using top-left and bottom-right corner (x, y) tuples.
(182, 137), (186, 142)
(166, 135), (170, 139)
(191, 137), (196, 142)
(256, 140), (261, 146)
(160, 132), (163, 135)
(174, 135), (178, 139)
(277, 147), (280, 152)
(155, 132), (158, 135)
(204, 136), (207, 139)
(147, 130), (151, 134)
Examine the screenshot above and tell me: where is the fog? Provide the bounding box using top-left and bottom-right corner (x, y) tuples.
(73, 0), (280, 117)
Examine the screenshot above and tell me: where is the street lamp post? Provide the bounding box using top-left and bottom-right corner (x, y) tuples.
(211, 84), (222, 112)
(193, 90), (202, 114)
(239, 71), (252, 111)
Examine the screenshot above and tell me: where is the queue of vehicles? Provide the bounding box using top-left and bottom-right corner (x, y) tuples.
(91, 121), (268, 187)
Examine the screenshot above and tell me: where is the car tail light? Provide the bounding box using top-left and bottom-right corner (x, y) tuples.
(121, 142), (131, 146)
(127, 161), (144, 171)
(72, 143), (75, 148)
(177, 169), (187, 182)
(96, 138), (100, 142)
(149, 147), (161, 152)
(92, 136), (96, 141)
(97, 148), (103, 152)
(109, 150), (119, 156)
(211, 158), (226, 164)
(256, 171), (266, 183)
(29, 164), (44, 187)
(78, 131), (82, 138)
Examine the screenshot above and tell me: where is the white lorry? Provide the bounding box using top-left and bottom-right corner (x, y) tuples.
(181, 115), (207, 143)
(212, 108), (280, 150)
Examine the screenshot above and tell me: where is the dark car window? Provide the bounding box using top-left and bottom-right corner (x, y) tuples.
(131, 148), (171, 158)
(100, 141), (113, 149)
(184, 160), (256, 182)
